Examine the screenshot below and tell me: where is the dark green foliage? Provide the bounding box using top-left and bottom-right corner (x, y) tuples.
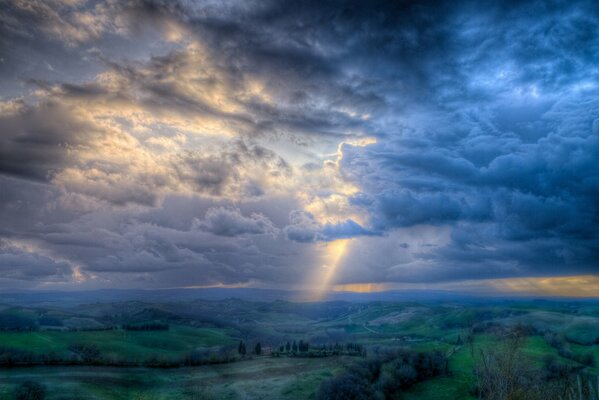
(543, 355), (579, 381)
(122, 323), (169, 331)
(255, 342), (261, 355)
(317, 374), (376, 400)
(67, 343), (101, 363)
(37, 316), (62, 327)
(0, 313), (38, 331)
(238, 340), (246, 356)
(0, 347), (36, 365)
(298, 340), (309, 352)
(183, 346), (237, 366)
(545, 333), (596, 367)
(14, 381), (46, 400)
(317, 350), (448, 400)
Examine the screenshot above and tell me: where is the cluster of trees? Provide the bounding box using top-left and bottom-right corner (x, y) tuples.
(0, 346), (41, 366)
(122, 323), (169, 331)
(67, 343), (102, 363)
(545, 333), (595, 367)
(280, 340), (310, 353)
(275, 341), (366, 357)
(181, 346), (238, 366)
(37, 316), (62, 327)
(69, 326), (116, 332)
(0, 344), (105, 366)
(0, 314), (38, 331)
(237, 341), (262, 356)
(235, 339), (368, 359)
(0, 343), (243, 368)
(316, 349), (448, 399)
(474, 328), (599, 400)
(0, 314), (118, 332)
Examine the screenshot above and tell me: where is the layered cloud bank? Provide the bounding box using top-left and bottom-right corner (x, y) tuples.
(0, 0), (597, 293)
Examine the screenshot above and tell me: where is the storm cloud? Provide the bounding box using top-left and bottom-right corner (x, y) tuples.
(0, 0), (597, 291)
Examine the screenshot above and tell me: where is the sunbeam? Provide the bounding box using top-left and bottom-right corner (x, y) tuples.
(305, 239), (351, 301)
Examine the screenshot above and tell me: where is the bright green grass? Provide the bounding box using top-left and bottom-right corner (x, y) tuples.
(0, 325), (236, 362)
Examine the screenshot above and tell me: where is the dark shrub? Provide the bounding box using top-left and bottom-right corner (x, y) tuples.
(317, 375), (375, 400)
(578, 353), (595, 367)
(67, 343), (101, 363)
(14, 381), (46, 400)
(317, 349), (448, 400)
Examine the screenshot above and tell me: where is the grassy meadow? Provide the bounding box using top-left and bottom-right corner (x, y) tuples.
(0, 356), (354, 400)
(0, 297), (597, 399)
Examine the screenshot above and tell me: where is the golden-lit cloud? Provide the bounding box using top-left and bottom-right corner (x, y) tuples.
(297, 138), (377, 226)
(490, 275), (599, 298)
(333, 282), (389, 293)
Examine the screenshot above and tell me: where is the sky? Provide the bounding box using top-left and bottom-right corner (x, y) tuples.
(0, 0), (598, 296)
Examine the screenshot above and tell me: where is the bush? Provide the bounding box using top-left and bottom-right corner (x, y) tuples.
(578, 352), (595, 367)
(0, 347), (36, 365)
(68, 343), (102, 363)
(14, 381), (46, 400)
(317, 374), (375, 400)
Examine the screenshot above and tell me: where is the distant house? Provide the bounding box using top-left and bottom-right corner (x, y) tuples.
(41, 325), (68, 332)
(261, 346), (273, 355)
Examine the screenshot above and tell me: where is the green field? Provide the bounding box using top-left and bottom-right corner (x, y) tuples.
(0, 325), (235, 363)
(0, 356), (354, 400)
(0, 298), (598, 399)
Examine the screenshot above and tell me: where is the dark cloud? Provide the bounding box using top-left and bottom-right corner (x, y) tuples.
(0, 239), (72, 282)
(0, 100), (101, 181)
(340, 89), (599, 280)
(0, 0), (598, 289)
(194, 207), (277, 237)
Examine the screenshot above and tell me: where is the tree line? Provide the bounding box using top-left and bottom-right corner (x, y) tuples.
(236, 339), (366, 358)
(316, 349), (449, 399)
(122, 323), (169, 331)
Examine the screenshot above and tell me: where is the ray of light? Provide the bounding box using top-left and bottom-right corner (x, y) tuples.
(304, 239), (350, 301)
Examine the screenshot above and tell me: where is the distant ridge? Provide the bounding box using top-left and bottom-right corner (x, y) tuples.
(1, 287), (597, 307)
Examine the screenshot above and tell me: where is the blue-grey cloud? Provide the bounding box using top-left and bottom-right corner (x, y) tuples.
(194, 207), (277, 237)
(284, 211), (375, 243)
(0, 0), (598, 289)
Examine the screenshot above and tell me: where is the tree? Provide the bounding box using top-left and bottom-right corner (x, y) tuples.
(297, 340), (310, 352)
(475, 329), (537, 400)
(292, 341), (298, 352)
(238, 340), (246, 356)
(285, 342), (291, 352)
(255, 342), (262, 355)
